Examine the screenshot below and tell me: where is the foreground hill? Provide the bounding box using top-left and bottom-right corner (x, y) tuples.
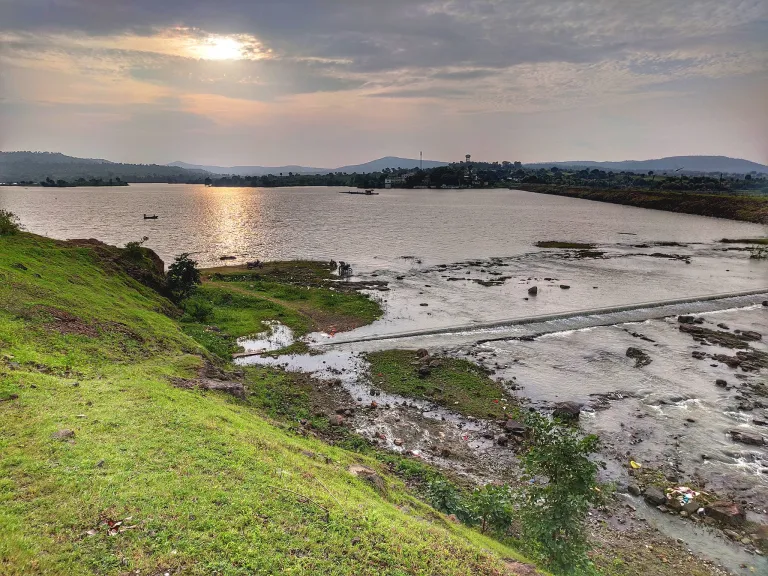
(0, 232), (533, 575)
(0, 152), (206, 183)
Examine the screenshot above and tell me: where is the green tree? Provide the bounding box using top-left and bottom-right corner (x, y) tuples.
(167, 253), (202, 302)
(518, 411), (604, 574)
(0, 210), (22, 235)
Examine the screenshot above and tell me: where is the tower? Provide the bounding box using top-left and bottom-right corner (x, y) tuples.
(420, 151), (423, 171)
(465, 154), (471, 163)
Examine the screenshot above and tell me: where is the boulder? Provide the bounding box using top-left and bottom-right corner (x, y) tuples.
(739, 330), (762, 341)
(553, 401), (581, 421)
(416, 349), (429, 358)
(715, 379), (728, 388)
(52, 429), (75, 440)
(329, 414), (345, 427)
(626, 347), (652, 368)
(643, 486), (667, 506)
(730, 430), (765, 446)
(417, 365), (432, 378)
(528, 286), (538, 296)
(627, 483), (642, 497)
(704, 501), (745, 526)
(495, 434), (509, 447)
(678, 315), (695, 324)
(503, 419), (526, 436)
(559, 285), (571, 290)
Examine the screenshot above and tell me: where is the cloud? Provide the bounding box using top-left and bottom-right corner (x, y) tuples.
(0, 0), (765, 163)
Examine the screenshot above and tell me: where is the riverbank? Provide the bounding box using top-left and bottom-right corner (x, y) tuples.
(3, 230), (766, 575)
(0, 232), (537, 575)
(516, 185), (768, 224)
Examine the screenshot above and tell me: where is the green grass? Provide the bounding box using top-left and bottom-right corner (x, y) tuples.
(366, 350), (518, 420)
(177, 264), (382, 361)
(719, 237), (768, 245)
(0, 233), (535, 575)
(535, 241), (596, 249)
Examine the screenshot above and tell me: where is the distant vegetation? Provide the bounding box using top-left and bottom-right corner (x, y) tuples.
(0, 151), (206, 184)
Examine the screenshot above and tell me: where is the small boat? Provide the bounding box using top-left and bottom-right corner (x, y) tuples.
(143, 214), (158, 220)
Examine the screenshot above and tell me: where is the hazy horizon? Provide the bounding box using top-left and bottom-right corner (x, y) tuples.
(1, 1), (766, 166)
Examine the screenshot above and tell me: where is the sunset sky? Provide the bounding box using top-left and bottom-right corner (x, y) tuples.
(1, 0), (766, 167)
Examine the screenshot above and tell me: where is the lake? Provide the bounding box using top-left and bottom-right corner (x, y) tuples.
(2, 183), (765, 269)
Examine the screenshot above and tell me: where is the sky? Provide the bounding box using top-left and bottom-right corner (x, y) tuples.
(0, 0), (766, 167)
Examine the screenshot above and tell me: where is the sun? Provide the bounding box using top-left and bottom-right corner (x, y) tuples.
(196, 36), (244, 60)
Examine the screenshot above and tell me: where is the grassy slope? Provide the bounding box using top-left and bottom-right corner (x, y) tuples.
(367, 350), (517, 420)
(181, 263), (383, 359)
(517, 184), (768, 224)
(0, 233), (532, 575)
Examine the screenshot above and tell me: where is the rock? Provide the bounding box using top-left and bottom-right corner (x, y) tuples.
(416, 349), (429, 358)
(553, 401), (581, 421)
(95, 459), (105, 468)
(692, 351), (707, 360)
(503, 419), (526, 436)
(682, 500), (700, 514)
(440, 448), (451, 458)
(528, 286), (538, 296)
(718, 323), (730, 330)
(644, 486), (667, 506)
(348, 464), (386, 494)
(560, 285), (570, 289)
(739, 330), (762, 341)
(626, 347), (652, 368)
(417, 365), (432, 378)
(419, 303), (429, 307)
(329, 414), (345, 427)
(716, 379), (728, 388)
(495, 434), (509, 446)
(628, 483), (642, 497)
(763, 301), (768, 307)
(393, 438), (403, 446)
(724, 529), (740, 540)
(678, 315), (695, 324)
(704, 501), (746, 526)
(730, 430), (765, 446)
(52, 429), (75, 440)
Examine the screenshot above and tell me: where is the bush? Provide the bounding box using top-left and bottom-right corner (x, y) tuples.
(124, 236), (149, 260)
(0, 210), (22, 236)
(182, 297), (214, 322)
(167, 253), (201, 302)
(466, 484), (513, 534)
(518, 411), (604, 574)
(427, 478), (462, 515)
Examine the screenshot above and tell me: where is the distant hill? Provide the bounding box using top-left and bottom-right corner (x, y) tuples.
(168, 161), (326, 176)
(168, 156), (448, 176)
(0, 151), (207, 183)
(334, 156), (447, 173)
(525, 156), (768, 175)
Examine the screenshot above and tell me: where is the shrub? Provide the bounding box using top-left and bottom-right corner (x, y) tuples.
(0, 210), (22, 235)
(427, 478), (462, 516)
(182, 297), (214, 322)
(466, 484), (514, 534)
(124, 236), (149, 260)
(167, 253), (201, 302)
(518, 411), (604, 574)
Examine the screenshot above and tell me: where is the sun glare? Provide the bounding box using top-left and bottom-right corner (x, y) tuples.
(196, 36), (244, 60)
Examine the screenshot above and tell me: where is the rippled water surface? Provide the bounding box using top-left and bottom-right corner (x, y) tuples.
(2, 183), (765, 269)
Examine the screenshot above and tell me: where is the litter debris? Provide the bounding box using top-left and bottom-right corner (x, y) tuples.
(630, 460), (642, 469)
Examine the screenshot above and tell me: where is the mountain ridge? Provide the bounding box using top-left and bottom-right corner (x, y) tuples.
(168, 156), (449, 176)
